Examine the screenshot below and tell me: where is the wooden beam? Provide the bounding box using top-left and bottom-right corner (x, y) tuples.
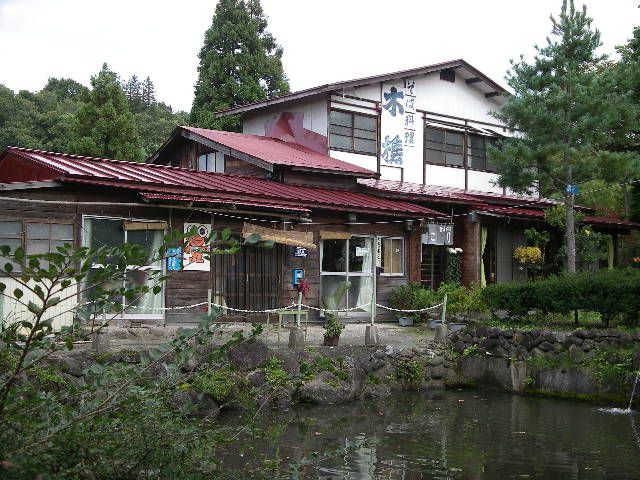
(466, 77), (482, 84)
(485, 91), (502, 98)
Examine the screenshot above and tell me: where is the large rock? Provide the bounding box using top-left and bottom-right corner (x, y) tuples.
(272, 349), (300, 375)
(173, 389), (220, 418)
(299, 371), (354, 404)
(227, 339), (270, 371)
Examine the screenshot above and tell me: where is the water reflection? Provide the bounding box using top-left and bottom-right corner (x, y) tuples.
(218, 391), (640, 479)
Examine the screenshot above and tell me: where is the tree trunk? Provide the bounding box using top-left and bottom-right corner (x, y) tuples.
(564, 161), (577, 273)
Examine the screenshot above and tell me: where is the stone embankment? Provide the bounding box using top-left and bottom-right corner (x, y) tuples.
(448, 326), (640, 405)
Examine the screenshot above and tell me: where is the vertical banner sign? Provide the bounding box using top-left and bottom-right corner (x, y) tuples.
(380, 78), (418, 169)
(183, 223), (211, 271)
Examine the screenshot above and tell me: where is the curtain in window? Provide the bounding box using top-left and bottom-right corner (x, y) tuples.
(480, 226), (488, 288)
(354, 238), (374, 313)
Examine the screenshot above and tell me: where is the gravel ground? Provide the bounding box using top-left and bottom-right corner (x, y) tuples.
(91, 321), (435, 351)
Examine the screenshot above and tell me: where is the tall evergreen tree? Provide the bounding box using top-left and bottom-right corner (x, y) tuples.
(141, 76), (156, 108)
(190, 0), (289, 131)
(490, 0), (636, 273)
(124, 75), (143, 112)
(69, 63), (144, 161)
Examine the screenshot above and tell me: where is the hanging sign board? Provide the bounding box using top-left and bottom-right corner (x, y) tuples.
(421, 224), (454, 246)
(183, 223), (211, 271)
(293, 246), (309, 258)
(355, 247), (369, 257)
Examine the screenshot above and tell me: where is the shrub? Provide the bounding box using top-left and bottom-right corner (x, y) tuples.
(389, 282), (487, 319)
(481, 268), (640, 327)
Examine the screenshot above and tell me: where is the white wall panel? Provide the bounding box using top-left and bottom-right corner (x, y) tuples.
(467, 171), (503, 193)
(329, 150), (377, 173)
(1, 279), (77, 331)
(242, 97), (328, 137)
(424, 165), (465, 189)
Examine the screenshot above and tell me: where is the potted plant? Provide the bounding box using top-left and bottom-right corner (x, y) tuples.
(323, 316), (344, 346)
(321, 281), (350, 346)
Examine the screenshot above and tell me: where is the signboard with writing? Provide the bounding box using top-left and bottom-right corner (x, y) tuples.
(421, 224), (454, 246)
(293, 246), (309, 258)
(167, 247), (183, 271)
(380, 78), (418, 168)
(183, 223), (211, 271)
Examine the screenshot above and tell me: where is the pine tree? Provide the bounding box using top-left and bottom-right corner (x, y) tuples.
(141, 76), (156, 108)
(69, 63), (144, 161)
(124, 75), (143, 112)
(190, 0), (289, 131)
(490, 0), (636, 273)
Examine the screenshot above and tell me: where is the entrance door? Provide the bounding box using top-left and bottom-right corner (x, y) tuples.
(212, 244), (283, 312)
(320, 236), (374, 318)
(421, 245), (447, 290)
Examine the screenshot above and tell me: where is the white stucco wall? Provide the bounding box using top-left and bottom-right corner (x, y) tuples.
(242, 97), (328, 137)
(330, 150), (377, 173)
(467, 171), (503, 194)
(424, 165), (465, 189)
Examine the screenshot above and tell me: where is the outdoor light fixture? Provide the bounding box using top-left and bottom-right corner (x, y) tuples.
(404, 219), (413, 231)
(469, 212), (479, 223)
(348, 213), (357, 224)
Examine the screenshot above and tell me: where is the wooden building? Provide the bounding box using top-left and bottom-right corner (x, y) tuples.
(0, 59), (637, 329)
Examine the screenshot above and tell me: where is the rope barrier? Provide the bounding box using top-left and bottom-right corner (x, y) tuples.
(298, 302), (372, 313)
(375, 302), (443, 313)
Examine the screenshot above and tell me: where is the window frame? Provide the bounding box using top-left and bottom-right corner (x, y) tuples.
(319, 235), (375, 317)
(423, 123), (500, 173)
(328, 108), (378, 157)
(197, 151), (225, 173)
(379, 236), (405, 276)
(0, 219), (76, 274)
(81, 215), (166, 320)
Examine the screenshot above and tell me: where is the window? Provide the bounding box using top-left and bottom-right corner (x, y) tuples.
(0, 221), (74, 273)
(424, 124), (499, 172)
(0, 221), (23, 272)
(424, 127), (464, 166)
(83, 217), (165, 317)
(329, 110), (377, 155)
(468, 135), (498, 172)
(380, 237), (404, 275)
(320, 236), (374, 315)
(198, 151), (225, 173)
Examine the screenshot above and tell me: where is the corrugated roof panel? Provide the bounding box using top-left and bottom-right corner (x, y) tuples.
(2, 147), (441, 218)
(181, 126), (377, 176)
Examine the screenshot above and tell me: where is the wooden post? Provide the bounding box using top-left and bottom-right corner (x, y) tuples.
(296, 291), (302, 328)
(207, 289), (212, 316)
(441, 293), (448, 324)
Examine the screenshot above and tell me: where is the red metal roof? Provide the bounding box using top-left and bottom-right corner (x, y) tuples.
(179, 126), (377, 177)
(358, 178), (561, 207)
(0, 147), (441, 218)
(475, 205), (640, 228)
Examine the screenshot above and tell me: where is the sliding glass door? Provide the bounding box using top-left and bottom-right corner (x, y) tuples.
(320, 236), (374, 318)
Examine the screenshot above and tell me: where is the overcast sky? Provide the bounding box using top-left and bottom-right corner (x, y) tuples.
(0, 0), (638, 112)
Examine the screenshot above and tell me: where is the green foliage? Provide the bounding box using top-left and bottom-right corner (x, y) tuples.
(462, 344), (480, 357)
(191, 366), (237, 403)
(444, 248), (463, 284)
(481, 268), (640, 327)
(264, 357), (290, 391)
(311, 355), (349, 382)
(490, 0), (639, 272)
(589, 345), (638, 387)
(389, 282), (487, 320)
(68, 63), (144, 161)
(190, 0), (290, 130)
(322, 280), (350, 337)
(395, 360), (423, 385)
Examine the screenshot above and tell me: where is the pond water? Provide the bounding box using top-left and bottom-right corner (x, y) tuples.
(217, 390), (640, 479)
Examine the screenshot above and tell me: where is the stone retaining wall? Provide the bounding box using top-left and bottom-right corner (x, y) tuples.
(448, 326), (640, 405)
